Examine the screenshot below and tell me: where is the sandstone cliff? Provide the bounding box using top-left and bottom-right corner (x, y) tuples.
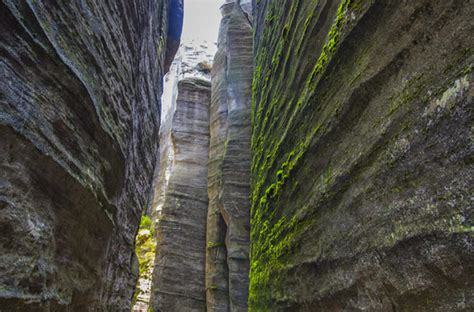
(250, 0), (474, 311)
(151, 78), (211, 311)
(206, 2), (253, 311)
(2, 0), (473, 311)
(0, 0), (181, 309)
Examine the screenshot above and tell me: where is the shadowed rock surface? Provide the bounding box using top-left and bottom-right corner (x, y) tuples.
(151, 78), (211, 311)
(250, 0), (474, 311)
(206, 2), (253, 311)
(0, 0), (181, 309)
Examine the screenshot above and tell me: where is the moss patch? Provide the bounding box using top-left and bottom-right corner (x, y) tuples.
(132, 215), (157, 306)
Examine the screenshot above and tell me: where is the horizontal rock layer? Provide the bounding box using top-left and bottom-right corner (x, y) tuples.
(151, 78), (211, 311)
(0, 0), (180, 309)
(250, 0), (473, 311)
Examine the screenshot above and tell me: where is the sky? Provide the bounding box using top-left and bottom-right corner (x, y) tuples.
(161, 1), (224, 122)
(181, 0), (223, 53)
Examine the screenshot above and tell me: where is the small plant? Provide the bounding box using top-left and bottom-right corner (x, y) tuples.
(207, 241), (225, 249)
(196, 61), (212, 74)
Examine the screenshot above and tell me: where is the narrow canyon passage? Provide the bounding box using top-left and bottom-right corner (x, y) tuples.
(1, 0), (473, 311)
(135, 1), (254, 311)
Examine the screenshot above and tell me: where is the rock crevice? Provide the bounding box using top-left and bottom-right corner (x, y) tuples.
(148, 2), (253, 311)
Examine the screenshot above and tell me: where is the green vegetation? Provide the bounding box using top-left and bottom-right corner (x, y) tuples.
(207, 241), (225, 249)
(249, 0), (473, 310)
(249, 0), (359, 310)
(132, 215), (157, 306)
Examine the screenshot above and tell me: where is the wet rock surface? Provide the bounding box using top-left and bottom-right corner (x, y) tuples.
(250, 0), (474, 311)
(206, 2), (253, 312)
(151, 78), (211, 312)
(0, 0), (179, 309)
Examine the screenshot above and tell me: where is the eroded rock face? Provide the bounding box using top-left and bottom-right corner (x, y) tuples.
(151, 78), (211, 311)
(0, 0), (180, 309)
(250, 0), (473, 311)
(225, 0), (253, 22)
(206, 3), (253, 311)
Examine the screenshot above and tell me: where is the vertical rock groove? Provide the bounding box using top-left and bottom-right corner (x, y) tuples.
(151, 78), (211, 311)
(206, 2), (253, 311)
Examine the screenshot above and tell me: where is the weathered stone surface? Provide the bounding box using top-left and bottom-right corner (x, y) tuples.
(250, 0), (473, 311)
(225, 0), (253, 22)
(137, 40), (214, 312)
(239, 0), (253, 18)
(176, 44), (214, 81)
(206, 3), (253, 311)
(151, 78), (211, 311)
(0, 0), (180, 309)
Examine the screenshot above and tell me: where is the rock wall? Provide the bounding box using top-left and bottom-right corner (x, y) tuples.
(0, 0), (181, 309)
(206, 2), (253, 311)
(250, 0), (473, 311)
(151, 78), (211, 311)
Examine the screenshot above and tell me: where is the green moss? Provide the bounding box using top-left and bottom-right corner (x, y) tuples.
(307, 0), (351, 89)
(206, 284), (219, 290)
(132, 214), (157, 306)
(140, 214), (153, 229)
(207, 241), (225, 249)
(249, 0), (357, 310)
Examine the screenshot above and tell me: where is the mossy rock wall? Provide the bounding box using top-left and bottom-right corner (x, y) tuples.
(250, 0), (474, 310)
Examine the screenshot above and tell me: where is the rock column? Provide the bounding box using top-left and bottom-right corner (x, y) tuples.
(206, 2), (253, 311)
(151, 78), (211, 311)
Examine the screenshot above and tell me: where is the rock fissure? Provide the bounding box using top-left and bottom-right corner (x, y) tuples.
(1, 0), (473, 311)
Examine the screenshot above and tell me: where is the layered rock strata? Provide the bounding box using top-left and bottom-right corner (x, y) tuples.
(206, 2), (253, 311)
(142, 37), (213, 312)
(250, 0), (474, 311)
(0, 0), (181, 309)
(134, 55), (180, 311)
(151, 78), (211, 311)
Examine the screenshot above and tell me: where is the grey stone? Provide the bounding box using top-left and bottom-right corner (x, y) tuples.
(151, 78), (211, 312)
(0, 0), (176, 309)
(250, 0), (474, 310)
(206, 3), (253, 312)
